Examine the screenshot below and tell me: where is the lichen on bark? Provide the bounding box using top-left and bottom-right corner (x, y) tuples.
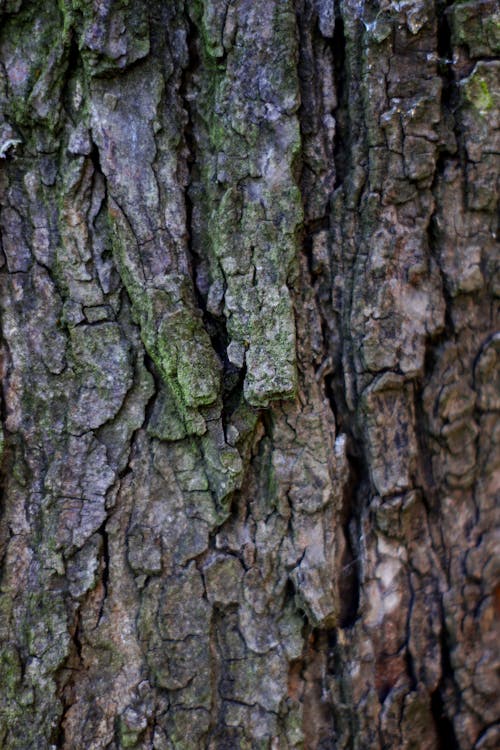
(0, 0), (498, 748)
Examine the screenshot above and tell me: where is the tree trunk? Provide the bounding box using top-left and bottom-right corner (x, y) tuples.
(0, 0), (498, 747)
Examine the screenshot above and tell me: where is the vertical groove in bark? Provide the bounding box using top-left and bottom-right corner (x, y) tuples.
(0, 0), (498, 748)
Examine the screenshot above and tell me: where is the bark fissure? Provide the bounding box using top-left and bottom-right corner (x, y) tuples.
(0, 0), (498, 747)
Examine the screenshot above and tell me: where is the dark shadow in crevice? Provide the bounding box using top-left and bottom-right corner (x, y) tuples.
(336, 405), (371, 629)
(302, 216), (331, 279)
(323, 371), (338, 428)
(338, 522), (360, 629)
(61, 29), (83, 125)
(332, 13), (348, 189)
(430, 604), (460, 749)
(96, 518), (110, 625)
(436, 1), (456, 110)
(431, 688), (459, 750)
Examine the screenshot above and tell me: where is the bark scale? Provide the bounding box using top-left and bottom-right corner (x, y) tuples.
(0, 1), (498, 748)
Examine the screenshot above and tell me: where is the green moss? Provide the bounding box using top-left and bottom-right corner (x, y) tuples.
(0, 648), (22, 700)
(2, 1), (69, 132)
(118, 717), (143, 749)
(463, 65), (496, 114)
(190, 0), (228, 63)
(189, 0), (303, 409)
(107, 213), (220, 439)
(450, 3), (500, 56)
(208, 115), (229, 151)
(475, 78), (493, 111)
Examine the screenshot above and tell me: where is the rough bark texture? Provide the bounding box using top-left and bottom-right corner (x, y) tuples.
(0, 1), (498, 748)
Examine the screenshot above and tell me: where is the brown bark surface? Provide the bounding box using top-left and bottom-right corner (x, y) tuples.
(0, 1), (498, 748)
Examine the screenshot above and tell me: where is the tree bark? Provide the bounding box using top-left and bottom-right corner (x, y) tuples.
(0, 0), (498, 748)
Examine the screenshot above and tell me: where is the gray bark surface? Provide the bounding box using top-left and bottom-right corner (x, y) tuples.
(0, 1), (498, 748)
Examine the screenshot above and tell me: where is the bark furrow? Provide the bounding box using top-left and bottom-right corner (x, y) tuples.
(0, 1), (498, 748)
